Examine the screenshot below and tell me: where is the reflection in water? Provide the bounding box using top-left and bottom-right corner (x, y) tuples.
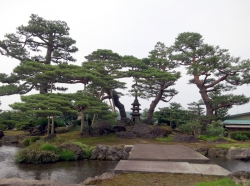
(0, 146), (118, 184)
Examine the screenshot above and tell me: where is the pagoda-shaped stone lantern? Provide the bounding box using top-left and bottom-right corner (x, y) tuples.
(130, 94), (141, 123)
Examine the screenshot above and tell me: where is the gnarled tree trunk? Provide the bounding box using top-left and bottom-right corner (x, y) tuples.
(146, 90), (163, 125)
(112, 91), (127, 121)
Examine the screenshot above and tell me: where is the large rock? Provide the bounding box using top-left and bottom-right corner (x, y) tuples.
(116, 131), (136, 138)
(113, 126), (126, 133)
(90, 145), (129, 161)
(1, 134), (27, 145)
(90, 145), (109, 160)
(149, 127), (168, 138)
(1, 136), (19, 144)
(59, 143), (84, 160)
(229, 171), (250, 185)
(132, 123), (151, 138)
(0, 130), (4, 139)
(91, 120), (114, 136)
(55, 127), (68, 134)
(195, 147), (209, 156)
(116, 118), (132, 126)
(30, 125), (45, 136)
(173, 134), (199, 143)
(208, 148), (228, 157)
(105, 147), (129, 161)
(117, 123), (169, 139)
(227, 147), (250, 161)
(81, 172), (115, 185)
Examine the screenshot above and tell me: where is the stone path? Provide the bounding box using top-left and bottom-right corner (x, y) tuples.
(128, 144), (210, 163)
(115, 144), (231, 176)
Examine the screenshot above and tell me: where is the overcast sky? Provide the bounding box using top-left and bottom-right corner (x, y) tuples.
(0, 0), (250, 115)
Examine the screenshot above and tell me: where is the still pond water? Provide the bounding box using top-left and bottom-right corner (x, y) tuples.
(0, 145), (117, 184)
(1, 145), (250, 184)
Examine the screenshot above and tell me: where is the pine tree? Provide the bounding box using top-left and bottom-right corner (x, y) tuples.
(172, 32), (250, 133)
(0, 14), (78, 94)
(124, 42), (181, 124)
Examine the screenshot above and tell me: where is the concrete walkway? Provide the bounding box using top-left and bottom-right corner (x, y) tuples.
(115, 144), (231, 176)
(128, 144), (210, 163)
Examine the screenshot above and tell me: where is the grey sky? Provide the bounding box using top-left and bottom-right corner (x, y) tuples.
(0, 0), (249, 115)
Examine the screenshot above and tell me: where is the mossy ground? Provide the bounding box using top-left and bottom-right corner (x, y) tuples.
(91, 173), (228, 186)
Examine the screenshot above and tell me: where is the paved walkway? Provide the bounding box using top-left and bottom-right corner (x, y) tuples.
(115, 144), (231, 176)
(128, 144), (210, 163)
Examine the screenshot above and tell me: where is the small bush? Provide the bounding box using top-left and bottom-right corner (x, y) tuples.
(231, 132), (250, 140)
(30, 136), (41, 143)
(206, 121), (225, 137)
(178, 121), (201, 134)
(23, 138), (31, 147)
(59, 150), (76, 161)
(15, 148), (59, 164)
(234, 133), (249, 141)
(40, 143), (60, 153)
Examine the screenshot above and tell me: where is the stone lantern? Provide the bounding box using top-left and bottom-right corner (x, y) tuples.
(130, 95), (141, 123)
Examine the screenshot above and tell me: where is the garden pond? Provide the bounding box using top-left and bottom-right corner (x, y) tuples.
(1, 145), (250, 184)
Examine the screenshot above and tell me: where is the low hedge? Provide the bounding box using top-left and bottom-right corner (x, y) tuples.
(230, 132), (250, 141)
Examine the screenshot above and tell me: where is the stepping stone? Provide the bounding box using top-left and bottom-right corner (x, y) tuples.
(128, 144), (210, 163)
(115, 160), (201, 174)
(190, 163), (231, 176)
(114, 160), (231, 176)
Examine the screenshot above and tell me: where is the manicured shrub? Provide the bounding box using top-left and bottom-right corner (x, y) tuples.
(15, 148), (59, 164)
(231, 132), (250, 141)
(59, 150), (76, 161)
(178, 121), (201, 134)
(205, 121), (225, 137)
(234, 133), (248, 141)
